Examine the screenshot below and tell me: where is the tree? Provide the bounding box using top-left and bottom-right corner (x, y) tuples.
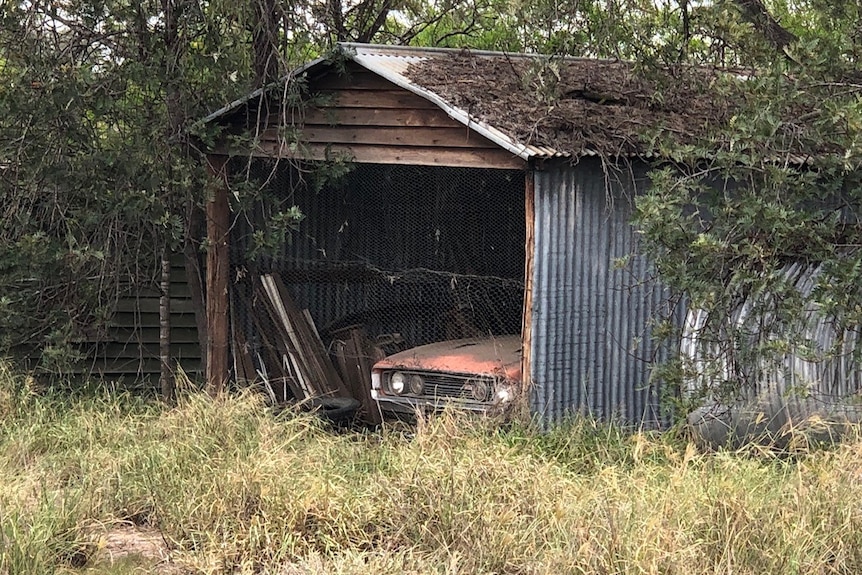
(631, 0), (862, 406)
(0, 0), (277, 390)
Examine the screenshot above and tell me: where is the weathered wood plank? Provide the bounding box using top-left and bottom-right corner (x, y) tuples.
(250, 299), (306, 401)
(269, 107), (463, 128)
(263, 126), (498, 149)
(115, 298), (197, 314)
(315, 89), (438, 110)
(256, 141), (526, 170)
(113, 312), (199, 329)
(255, 278), (318, 399)
(259, 274), (351, 398)
(309, 70), (398, 91)
(169, 253), (187, 267)
(107, 327), (202, 344)
(137, 283), (193, 298)
(83, 358), (203, 375)
(521, 171), (535, 393)
(331, 326), (382, 425)
(97, 342), (204, 359)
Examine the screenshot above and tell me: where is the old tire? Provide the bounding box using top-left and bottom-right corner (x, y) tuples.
(304, 397), (360, 423)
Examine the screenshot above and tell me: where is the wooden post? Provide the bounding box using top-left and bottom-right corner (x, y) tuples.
(206, 155), (230, 396)
(520, 170), (535, 400)
(183, 201), (208, 379)
(159, 246), (173, 401)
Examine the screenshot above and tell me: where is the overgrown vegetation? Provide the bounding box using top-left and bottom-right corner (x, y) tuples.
(2, 364), (862, 574)
(634, 2), (862, 403)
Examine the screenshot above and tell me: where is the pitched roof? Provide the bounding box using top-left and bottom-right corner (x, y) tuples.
(203, 43), (731, 160)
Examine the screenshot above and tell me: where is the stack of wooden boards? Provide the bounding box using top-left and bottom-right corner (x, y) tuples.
(232, 273), (382, 424)
(330, 325), (384, 425)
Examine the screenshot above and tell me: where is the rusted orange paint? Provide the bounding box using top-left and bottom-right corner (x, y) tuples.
(373, 336), (522, 382)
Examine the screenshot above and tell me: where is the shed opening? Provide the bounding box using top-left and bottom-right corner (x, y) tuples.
(227, 158), (526, 409)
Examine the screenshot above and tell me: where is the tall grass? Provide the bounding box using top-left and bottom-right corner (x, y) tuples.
(2, 361), (862, 574)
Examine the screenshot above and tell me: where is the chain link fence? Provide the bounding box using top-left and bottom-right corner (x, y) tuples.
(228, 159), (525, 406)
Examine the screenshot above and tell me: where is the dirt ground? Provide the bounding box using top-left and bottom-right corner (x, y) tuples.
(89, 525), (184, 574)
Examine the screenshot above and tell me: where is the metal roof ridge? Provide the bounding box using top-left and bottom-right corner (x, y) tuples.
(338, 42), (628, 65)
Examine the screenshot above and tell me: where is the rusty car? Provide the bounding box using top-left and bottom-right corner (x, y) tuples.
(370, 335), (521, 414)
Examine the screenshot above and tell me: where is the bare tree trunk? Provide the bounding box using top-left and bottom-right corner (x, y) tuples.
(253, 0), (281, 89)
(159, 247), (173, 401)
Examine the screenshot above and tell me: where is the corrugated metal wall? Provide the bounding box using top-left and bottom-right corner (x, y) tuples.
(684, 261), (862, 445)
(530, 159), (680, 426)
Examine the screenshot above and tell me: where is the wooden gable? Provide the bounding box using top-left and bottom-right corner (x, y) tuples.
(247, 62), (526, 170)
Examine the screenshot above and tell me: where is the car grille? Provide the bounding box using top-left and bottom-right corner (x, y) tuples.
(383, 370), (495, 401)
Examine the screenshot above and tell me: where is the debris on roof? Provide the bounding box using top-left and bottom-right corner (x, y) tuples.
(203, 43), (826, 162)
(405, 53), (731, 158)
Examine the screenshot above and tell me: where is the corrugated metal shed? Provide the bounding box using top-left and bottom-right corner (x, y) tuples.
(202, 43), (693, 426)
(200, 44), (715, 427)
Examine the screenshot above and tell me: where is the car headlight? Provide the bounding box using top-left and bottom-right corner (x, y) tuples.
(470, 378), (490, 401)
(408, 374), (424, 395)
(495, 386), (513, 403)
(389, 371), (406, 395)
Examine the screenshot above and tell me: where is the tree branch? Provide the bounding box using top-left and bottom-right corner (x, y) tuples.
(731, 0), (797, 53)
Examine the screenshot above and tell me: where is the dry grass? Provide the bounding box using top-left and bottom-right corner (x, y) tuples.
(2, 362), (862, 574)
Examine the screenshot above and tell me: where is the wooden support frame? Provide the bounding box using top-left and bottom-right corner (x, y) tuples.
(205, 154), (230, 395)
(521, 169), (535, 398)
